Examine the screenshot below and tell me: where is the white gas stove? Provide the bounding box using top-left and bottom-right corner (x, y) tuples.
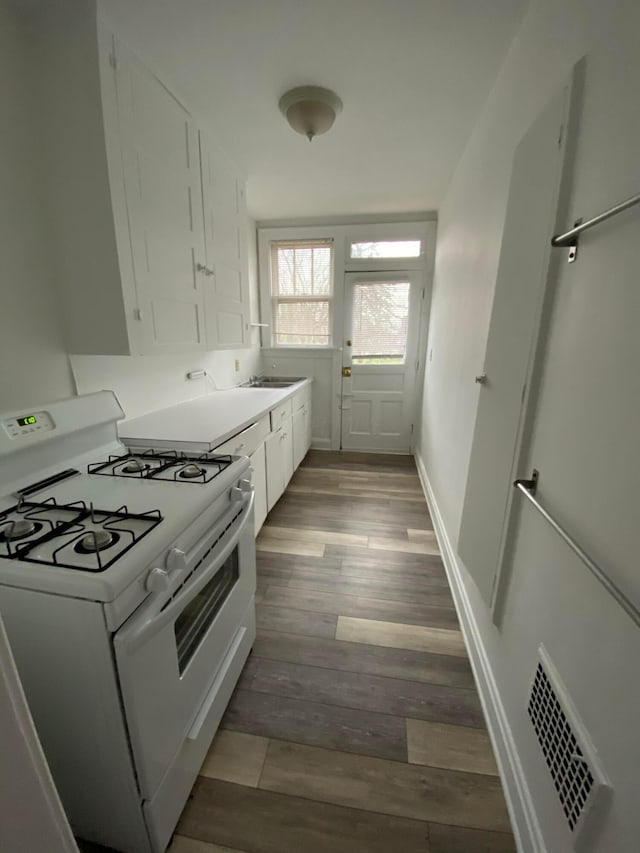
(0, 392), (257, 852)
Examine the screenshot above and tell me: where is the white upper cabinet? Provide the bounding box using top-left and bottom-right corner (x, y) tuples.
(44, 9), (248, 357)
(113, 40), (206, 355)
(200, 134), (250, 349)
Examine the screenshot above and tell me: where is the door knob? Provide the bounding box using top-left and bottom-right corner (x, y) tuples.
(342, 366), (352, 377)
(346, 339), (352, 346)
(475, 374), (488, 385)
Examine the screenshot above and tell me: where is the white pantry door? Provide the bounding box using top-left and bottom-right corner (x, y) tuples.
(457, 84), (572, 605)
(341, 272), (423, 452)
(115, 40), (206, 354)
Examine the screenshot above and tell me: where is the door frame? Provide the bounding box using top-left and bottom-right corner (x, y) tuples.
(339, 270), (425, 452)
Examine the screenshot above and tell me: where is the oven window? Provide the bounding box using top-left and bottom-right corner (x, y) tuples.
(174, 548), (239, 675)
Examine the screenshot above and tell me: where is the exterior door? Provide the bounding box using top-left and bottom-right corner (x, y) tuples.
(341, 272), (423, 452)
(457, 84), (572, 606)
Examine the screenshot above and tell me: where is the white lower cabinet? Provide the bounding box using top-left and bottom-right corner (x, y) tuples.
(249, 443), (267, 535)
(262, 388), (312, 519)
(292, 408), (306, 470)
(281, 417), (294, 488)
(265, 429), (285, 513)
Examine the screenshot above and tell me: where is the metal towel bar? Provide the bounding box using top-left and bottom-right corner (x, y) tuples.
(514, 473), (640, 628)
(551, 191), (640, 262)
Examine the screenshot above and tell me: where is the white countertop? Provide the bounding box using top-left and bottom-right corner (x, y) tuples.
(118, 378), (312, 452)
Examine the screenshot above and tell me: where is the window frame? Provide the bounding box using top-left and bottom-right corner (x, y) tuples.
(269, 239), (334, 348)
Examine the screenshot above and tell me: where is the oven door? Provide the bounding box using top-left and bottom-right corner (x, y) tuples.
(113, 487), (256, 803)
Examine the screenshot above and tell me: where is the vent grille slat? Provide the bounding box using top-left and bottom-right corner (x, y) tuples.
(528, 661), (596, 833)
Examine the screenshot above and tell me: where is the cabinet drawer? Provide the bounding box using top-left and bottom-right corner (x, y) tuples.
(270, 399), (293, 430)
(211, 416), (270, 457)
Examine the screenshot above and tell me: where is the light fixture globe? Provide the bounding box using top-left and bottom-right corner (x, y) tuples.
(279, 86), (343, 142)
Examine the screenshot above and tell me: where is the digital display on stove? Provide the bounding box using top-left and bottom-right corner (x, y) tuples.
(17, 416), (37, 427)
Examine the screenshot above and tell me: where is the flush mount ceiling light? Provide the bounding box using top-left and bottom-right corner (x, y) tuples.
(279, 86), (343, 142)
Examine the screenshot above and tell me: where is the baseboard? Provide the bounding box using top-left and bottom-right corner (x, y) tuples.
(414, 450), (545, 853)
(309, 438), (331, 450)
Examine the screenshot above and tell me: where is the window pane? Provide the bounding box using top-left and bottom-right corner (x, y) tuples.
(272, 240), (333, 346)
(312, 246), (331, 294)
(350, 240), (421, 259)
(276, 300), (329, 346)
(351, 281), (410, 363)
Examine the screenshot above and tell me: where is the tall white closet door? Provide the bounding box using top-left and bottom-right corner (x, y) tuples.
(458, 84), (572, 605)
(114, 39), (206, 354)
(200, 134), (250, 349)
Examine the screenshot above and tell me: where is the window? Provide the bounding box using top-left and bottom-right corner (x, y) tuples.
(350, 239), (421, 259)
(270, 240), (333, 346)
(351, 280), (410, 364)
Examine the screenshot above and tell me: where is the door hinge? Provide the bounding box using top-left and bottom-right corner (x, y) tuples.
(422, 288), (426, 300)
(133, 308), (143, 322)
(415, 359), (419, 371)
(410, 424), (414, 434)
(558, 123), (564, 147)
(109, 52), (118, 71)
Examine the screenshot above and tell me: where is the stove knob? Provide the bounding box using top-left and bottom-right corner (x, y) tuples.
(146, 567), (170, 593)
(238, 478), (252, 492)
(166, 547), (187, 573)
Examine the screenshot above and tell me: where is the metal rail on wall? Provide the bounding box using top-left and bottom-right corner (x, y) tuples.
(513, 471), (640, 629)
(551, 191), (640, 262)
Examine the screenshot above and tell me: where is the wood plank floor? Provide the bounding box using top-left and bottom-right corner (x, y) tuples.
(173, 451), (516, 853)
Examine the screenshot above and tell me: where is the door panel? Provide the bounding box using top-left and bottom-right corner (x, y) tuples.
(457, 86), (571, 605)
(115, 40), (205, 354)
(200, 135), (249, 350)
(341, 272), (422, 452)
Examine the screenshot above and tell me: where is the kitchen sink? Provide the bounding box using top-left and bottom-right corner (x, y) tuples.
(241, 376), (305, 389)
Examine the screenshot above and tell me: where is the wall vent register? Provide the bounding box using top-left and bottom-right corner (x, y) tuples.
(528, 649), (610, 844)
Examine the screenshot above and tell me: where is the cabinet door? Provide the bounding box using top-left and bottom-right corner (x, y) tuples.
(249, 443), (267, 535)
(304, 402), (312, 453)
(199, 134), (250, 349)
(114, 40), (206, 355)
(292, 408), (306, 470)
(281, 417), (294, 488)
(265, 429), (284, 512)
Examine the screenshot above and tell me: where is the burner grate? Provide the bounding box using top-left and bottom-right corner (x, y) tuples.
(0, 497), (163, 572)
(87, 450), (233, 484)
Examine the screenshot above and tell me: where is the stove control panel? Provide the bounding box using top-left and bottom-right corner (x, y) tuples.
(3, 411), (55, 440)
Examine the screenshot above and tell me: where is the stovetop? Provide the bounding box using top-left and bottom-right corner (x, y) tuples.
(0, 392), (251, 605)
(0, 443), (250, 603)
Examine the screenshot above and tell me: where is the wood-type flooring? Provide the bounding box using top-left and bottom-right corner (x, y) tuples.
(172, 451), (515, 853)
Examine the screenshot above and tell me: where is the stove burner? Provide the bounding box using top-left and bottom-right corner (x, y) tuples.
(1, 520), (40, 541)
(179, 464), (205, 479)
(74, 530), (119, 554)
(122, 460), (149, 474)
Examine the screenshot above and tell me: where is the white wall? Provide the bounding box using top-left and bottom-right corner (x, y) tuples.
(417, 0), (640, 850)
(0, 1), (75, 412)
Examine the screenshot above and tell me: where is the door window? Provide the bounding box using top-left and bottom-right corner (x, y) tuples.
(350, 240), (421, 259)
(351, 281), (410, 364)
(173, 548), (239, 674)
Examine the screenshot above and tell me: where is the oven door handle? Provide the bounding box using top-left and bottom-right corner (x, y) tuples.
(116, 489), (254, 654)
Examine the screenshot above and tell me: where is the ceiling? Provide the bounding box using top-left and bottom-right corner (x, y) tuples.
(99, 0), (529, 221)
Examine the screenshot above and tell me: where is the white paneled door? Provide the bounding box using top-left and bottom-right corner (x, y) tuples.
(115, 40), (206, 354)
(457, 84), (572, 606)
(340, 272), (423, 452)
